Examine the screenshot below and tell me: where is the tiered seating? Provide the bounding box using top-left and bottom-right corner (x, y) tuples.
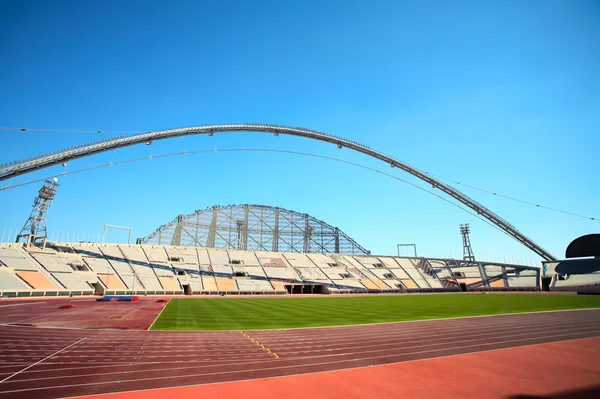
(429, 260), (453, 278)
(0, 248), (39, 270)
(30, 253), (76, 273)
(207, 249), (230, 265)
(202, 275), (218, 290)
(99, 247), (144, 290)
(119, 246), (162, 290)
(554, 274), (600, 288)
(197, 248), (212, 264)
(165, 246), (198, 264)
(293, 267), (327, 280)
(52, 273), (96, 291)
(507, 276), (538, 287)
(0, 269), (30, 290)
(143, 247), (170, 263)
(215, 277), (236, 291)
(335, 255), (390, 290)
(98, 274), (126, 290)
(394, 258), (430, 288)
(283, 253), (315, 268)
(15, 271), (55, 289)
(75, 246), (125, 291)
(158, 276), (180, 290)
(306, 253), (334, 268)
(27, 249), (96, 292)
(1, 242), (553, 296)
(229, 250), (260, 266)
(0, 247), (59, 290)
(376, 257), (401, 269)
(236, 279), (274, 291)
(213, 264), (233, 278)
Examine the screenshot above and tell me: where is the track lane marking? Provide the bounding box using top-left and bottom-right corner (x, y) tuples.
(4, 323), (600, 383)
(1, 313), (598, 377)
(0, 302), (47, 308)
(3, 324), (600, 385)
(2, 331), (599, 395)
(0, 337), (87, 384)
(240, 331), (279, 359)
(60, 335), (600, 399)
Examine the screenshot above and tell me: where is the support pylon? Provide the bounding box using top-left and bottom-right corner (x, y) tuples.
(460, 223), (475, 262)
(16, 179), (59, 247)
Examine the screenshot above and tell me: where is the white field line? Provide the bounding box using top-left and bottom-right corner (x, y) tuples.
(147, 299), (171, 330)
(0, 337), (86, 384)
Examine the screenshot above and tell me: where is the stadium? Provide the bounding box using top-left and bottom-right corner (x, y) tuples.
(0, 123), (599, 399)
(1, 2), (599, 398)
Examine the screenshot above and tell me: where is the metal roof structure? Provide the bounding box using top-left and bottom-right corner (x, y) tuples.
(0, 122), (556, 261)
(137, 204), (369, 254)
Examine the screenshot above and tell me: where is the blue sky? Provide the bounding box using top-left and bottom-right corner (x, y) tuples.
(0, 0), (598, 263)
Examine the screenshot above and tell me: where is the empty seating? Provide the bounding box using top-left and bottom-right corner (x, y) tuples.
(0, 243), (550, 296)
(201, 275), (218, 290)
(215, 277), (236, 291)
(283, 253), (315, 267)
(52, 273), (95, 291)
(207, 249), (230, 265)
(228, 250), (260, 266)
(307, 253), (335, 268)
(0, 248), (39, 270)
(360, 279), (380, 290)
(165, 247), (198, 264)
(16, 271), (56, 289)
(143, 247), (170, 263)
(377, 257), (402, 269)
(30, 253), (76, 273)
(236, 279), (274, 291)
(159, 276), (180, 290)
(0, 270), (30, 289)
(263, 266), (298, 280)
(98, 274), (126, 290)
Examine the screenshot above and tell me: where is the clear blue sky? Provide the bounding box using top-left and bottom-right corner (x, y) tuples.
(0, 0), (598, 263)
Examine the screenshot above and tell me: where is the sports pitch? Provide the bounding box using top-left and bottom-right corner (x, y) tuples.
(149, 294), (600, 330)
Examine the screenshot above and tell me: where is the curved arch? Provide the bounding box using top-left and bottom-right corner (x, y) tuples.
(0, 122), (556, 261)
(138, 203), (369, 254)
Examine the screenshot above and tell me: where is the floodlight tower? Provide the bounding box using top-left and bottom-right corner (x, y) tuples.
(460, 223), (475, 262)
(16, 178), (59, 247)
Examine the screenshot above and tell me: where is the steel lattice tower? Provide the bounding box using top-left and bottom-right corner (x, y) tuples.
(16, 179), (59, 247)
(460, 223), (475, 262)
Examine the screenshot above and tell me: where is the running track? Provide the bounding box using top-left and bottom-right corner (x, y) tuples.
(0, 309), (599, 398)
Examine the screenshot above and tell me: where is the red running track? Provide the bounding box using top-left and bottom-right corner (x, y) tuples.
(0, 308), (599, 398)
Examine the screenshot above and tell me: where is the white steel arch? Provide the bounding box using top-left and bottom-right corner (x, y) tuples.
(0, 122), (556, 261)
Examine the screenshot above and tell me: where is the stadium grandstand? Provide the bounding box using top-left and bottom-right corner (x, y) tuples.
(0, 235), (543, 298)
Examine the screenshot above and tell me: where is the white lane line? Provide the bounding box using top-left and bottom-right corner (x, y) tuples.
(0, 302), (47, 308)
(6, 324), (600, 384)
(117, 305), (146, 319)
(2, 330), (599, 395)
(60, 335), (600, 399)
(148, 299), (170, 330)
(0, 337), (87, 384)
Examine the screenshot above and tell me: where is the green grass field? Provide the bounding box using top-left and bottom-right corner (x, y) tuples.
(149, 294), (600, 331)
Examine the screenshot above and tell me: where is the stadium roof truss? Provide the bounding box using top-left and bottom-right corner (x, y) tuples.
(137, 204), (370, 255)
(0, 123), (556, 261)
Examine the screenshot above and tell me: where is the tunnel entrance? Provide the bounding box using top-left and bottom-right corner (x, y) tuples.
(284, 284), (325, 294)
